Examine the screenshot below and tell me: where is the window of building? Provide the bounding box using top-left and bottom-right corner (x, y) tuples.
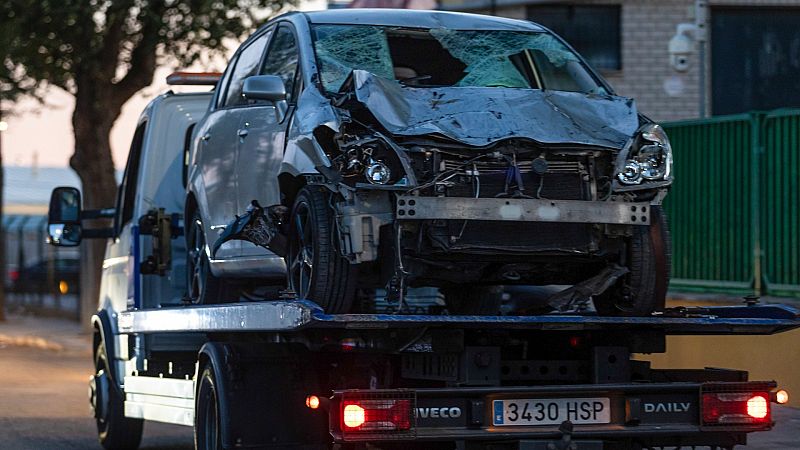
(527, 5), (621, 71)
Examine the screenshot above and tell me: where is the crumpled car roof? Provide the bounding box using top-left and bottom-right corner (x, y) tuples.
(349, 70), (639, 149)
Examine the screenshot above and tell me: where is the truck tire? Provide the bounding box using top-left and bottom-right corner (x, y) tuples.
(602, 205), (671, 316)
(186, 210), (226, 304)
(287, 187), (356, 313)
(443, 285), (504, 315)
(93, 342), (143, 450)
(195, 367), (223, 450)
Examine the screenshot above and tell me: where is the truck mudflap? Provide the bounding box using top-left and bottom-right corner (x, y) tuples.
(325, 382), (777, 446)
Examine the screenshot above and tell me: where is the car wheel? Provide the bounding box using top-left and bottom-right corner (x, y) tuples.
(93, 341), (143, 450)
(603, 205), (671, 316)
(442, 285), (504, 315)
(186, 210), (225, 304)
(287, 187), (356, 313)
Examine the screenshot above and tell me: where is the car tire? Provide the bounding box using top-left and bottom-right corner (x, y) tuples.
(186, 210), (227, 304)
(94, 342), (143, 450)
(603, 205), (671, 316)
(287, 187), (357, 313)
(443, 285), (504, 315)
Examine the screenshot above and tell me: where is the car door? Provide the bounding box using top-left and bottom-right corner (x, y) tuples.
(193, 31), (271, 257)
(237, 23), (300, 258)
(100, 120), (147, 313)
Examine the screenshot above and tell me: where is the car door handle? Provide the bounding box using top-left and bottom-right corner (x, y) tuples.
(201, 133), (211, 142)
(237, 129), (249, 138)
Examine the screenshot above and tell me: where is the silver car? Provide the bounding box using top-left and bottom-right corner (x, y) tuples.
(186, 9), (672, 316)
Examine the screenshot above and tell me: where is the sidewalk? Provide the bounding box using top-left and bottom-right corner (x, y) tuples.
(0, 312), (91, 355)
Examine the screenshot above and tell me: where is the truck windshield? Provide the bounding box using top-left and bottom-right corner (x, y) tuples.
(311, 25), (606, 95)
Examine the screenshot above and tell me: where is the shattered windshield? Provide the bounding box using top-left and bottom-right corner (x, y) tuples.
(311, 25), (606, 95)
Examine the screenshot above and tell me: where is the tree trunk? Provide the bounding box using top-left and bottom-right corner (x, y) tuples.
(70, 82), (121, 331)
(0, 107), (5, 322)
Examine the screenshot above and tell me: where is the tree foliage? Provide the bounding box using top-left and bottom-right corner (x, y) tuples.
(1, 0), (289, 101)
(0, 0), (292, 326)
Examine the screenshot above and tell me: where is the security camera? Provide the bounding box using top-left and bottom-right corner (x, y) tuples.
(668, 24), (696, 72)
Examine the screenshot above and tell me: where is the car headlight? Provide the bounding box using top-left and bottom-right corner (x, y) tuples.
(616, 124), (673, 185)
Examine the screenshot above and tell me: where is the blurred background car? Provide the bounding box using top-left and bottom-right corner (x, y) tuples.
(11, 256), (81, 297)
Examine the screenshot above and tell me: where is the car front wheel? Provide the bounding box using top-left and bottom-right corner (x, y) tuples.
(287, 187), (357, 313)
(601, 205), (671, 316)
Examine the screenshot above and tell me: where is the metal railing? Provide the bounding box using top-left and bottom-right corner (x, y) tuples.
(3, 214), (80, 319)
(664, 110), (800, 298)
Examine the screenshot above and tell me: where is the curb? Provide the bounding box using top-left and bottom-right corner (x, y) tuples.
(0, 332), (65, 351)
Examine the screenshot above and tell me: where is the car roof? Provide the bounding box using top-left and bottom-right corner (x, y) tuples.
(298, 9), (545, 32)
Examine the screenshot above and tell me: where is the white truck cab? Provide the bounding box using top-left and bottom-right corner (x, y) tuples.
(47, 89), (211, 449)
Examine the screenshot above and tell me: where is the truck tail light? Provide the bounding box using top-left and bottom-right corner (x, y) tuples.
(774, 389), (789, 405)
(702, 392), (771, 425)
(342, 399), (412, 431)
(339, 391), (416, 441)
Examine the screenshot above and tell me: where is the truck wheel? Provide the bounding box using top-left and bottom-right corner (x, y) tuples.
(186, 211), (225, 304)
(287, 187), (356, 313)
(93, 342), (143, 450)
(603, 206), (671, 316)
(195, 367), (223, 450)
(443, 285), (504, 315)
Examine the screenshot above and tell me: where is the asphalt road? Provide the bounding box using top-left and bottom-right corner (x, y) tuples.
(0, 318), (193, 450)
(0, 314), (796, 450)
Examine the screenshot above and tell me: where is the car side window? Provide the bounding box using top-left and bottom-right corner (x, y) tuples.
(223, 30), (271, 107)
(215, 54), (239, 109)
(261, 24), (299, 103)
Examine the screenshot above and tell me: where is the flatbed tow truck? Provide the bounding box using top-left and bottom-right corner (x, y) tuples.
(46, 87), (798, 450)
(116, 290), (799, 450)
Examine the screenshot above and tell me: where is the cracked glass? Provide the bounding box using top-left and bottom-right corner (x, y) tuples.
(311, 25), (605, 94)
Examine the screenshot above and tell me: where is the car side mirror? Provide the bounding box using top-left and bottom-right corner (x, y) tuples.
(48, 187), (83, 247)
(243, 75), (287, 102)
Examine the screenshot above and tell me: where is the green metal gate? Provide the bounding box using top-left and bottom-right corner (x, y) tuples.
(761, 110), (800, 297)
(663, 110), (800, 298)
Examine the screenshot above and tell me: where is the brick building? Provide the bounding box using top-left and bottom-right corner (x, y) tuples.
(425, 1), (800, 122)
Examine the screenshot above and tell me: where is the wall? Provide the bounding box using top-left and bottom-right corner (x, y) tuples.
(494, 0), (800, 122)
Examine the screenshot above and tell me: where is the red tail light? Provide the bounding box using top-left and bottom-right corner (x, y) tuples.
(702, 392), (771, 425)
(9, 270), (19, 282)
(341, 399), (412, 431)
(338, 391), (416, 441)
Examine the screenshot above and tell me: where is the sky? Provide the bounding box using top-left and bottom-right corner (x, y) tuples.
(1, 0), (327, 170)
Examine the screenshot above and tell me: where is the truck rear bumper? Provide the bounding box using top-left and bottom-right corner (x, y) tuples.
(328, 382), (774, 446)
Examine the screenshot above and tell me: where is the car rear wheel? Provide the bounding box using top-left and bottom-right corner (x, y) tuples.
(287, 187), (356, 313)
(443, 285), (504, 315)
(186, 211), (227, 304)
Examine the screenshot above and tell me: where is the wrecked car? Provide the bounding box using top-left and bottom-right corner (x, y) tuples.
(185, 9), (672, 316)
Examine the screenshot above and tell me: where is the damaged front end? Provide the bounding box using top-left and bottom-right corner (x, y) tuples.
(294, 71), (670, 296)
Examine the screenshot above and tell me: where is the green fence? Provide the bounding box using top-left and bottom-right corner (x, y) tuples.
(663, 110), (800, 298)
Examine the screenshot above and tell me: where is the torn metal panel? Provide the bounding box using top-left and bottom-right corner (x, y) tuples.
(211, 201), (287, 258)
(350, 70), (638, 148)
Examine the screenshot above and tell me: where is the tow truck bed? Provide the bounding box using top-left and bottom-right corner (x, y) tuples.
(119, 300), (800, 335)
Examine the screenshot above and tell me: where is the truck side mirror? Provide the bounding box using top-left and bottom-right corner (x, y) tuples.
(48, 187), (83, 247)
(243, 75), (287, 102)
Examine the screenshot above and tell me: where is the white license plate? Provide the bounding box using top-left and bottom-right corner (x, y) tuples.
(492, 398), (611, 426)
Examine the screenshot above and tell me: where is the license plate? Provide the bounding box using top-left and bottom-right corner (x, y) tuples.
(493, 398), (611, 426)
